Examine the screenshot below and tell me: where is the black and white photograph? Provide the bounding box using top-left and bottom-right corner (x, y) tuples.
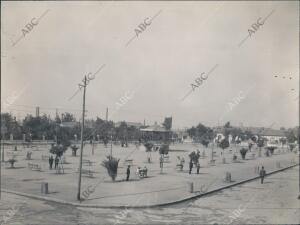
(1, 1), (299, 224)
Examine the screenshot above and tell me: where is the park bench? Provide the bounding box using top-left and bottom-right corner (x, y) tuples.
(82, 159), (95, 166)
(124, 159), (133, 165)
(209, 159), (216, 165)
(77, 169), (94, 177)
(176, 164), (183, 171)
(28, 163), (41, 171)
(41, 155), (49, 161)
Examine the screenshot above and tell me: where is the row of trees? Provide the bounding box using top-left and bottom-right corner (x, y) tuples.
(187, 121), (298, 145)
(0, 113), (144, 142)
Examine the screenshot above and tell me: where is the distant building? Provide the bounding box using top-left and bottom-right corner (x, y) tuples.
(140, 123), (169, 141)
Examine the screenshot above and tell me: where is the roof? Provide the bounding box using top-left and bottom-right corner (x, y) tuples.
(140, 124), (168, 132)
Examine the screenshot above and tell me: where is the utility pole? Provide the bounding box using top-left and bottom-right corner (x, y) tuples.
(110, 134), (113, 157)
(106, 107), (108, 121)
(77, 74), (94, 201)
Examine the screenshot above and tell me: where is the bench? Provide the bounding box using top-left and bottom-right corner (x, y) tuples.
(41, 155), (49, 161)
(82, 160), (95, 166)
(209, 159), (216, 165)
(77, 169), (94, 177)
(176, 164), (183, 171)
(28, 163), (41, 171)
(124, 159), (133, 165)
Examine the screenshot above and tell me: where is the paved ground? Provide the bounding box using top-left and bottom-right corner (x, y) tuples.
(0, 166), (299, 225)
(1, 142), (299, 206)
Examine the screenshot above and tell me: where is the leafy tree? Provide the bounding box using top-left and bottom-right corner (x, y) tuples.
(61, 112), (76, 122)
(279, 138), (287, 146)
(224, 121), (231, 128)
(49, 144), (67, 158)
(162, 117), (172, 130)
(286, 129), (297, 143)
(159, 143), (169, 155)
(187, 123), (213, 142)
(219, 139), (230, 151)
(201, 139), (209, 148)
(265, 146), (277, 155)
(240, 148), (248, 160)
(102, 156), (120, 181)
(1, 113), (22, 139)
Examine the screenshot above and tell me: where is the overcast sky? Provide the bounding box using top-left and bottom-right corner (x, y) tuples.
(1, 1), (299, 129)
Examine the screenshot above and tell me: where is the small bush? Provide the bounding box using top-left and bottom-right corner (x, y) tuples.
(101, 156), (120, 181)
(265, 146), (277, 155)
(240, 148), (248, 160)
(159, 144), (169, 155)
(144, 142), (154, 152)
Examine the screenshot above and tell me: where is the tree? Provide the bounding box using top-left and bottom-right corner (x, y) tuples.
(1, 113), (22, 139)
(240, 148), (248, 160)
(224, 121), (231, 128)
(279, 138), (287, 146)
(49, 144), (67, 158)
(265, 146), (277, 155)
(162, 117), (172, 130)
(286, 129), (297, 143)
(219, 139), (230, 151)
(201, 139), (209, 148)
(61, 112), (76, 122)
(219, 138), (230, 161)
(159, 143), (169, 155)
(101, 156), (120, 181)
(187, 123), (213, 142)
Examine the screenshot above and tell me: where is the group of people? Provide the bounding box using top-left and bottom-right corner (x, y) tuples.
(189, 160), (201, 174)
(49, 155), (60, 169)
(126, 165), (148, 181)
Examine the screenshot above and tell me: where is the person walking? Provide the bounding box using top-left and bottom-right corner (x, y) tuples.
(189, 160), (193, 174)
(54, 156), (59, 169)
(196, 162), (200, 174)
(49, 155), (54, 169)
(160, 155), (164, 173)
(126, 165), (130, 181)
(260, 166), (266, 184)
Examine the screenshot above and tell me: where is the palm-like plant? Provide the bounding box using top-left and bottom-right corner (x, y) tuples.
(240, 148), (248, 160)
(101, 156), (120, 181)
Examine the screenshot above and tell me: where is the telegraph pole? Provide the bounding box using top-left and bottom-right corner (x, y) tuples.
(77, 75), (92, 201)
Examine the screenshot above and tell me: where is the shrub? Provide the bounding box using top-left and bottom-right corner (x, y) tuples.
(201, 139), (209, 148)
(50, 144), (67, 158)
(159, 144), (169, 155)
(265, 146), (277, 155)
(144, 142), (154, 152)
(101, 156), (120, 181)
(289, 144), (296, 152)
(240, 148), (248, 160)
